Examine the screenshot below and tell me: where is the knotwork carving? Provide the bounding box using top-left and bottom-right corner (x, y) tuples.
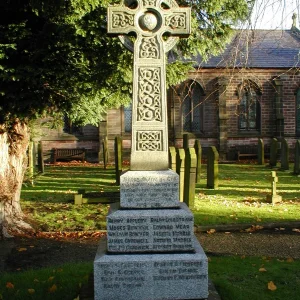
(143, 0), (156, 6)
(165, 13), (186, 29)
(138, 67), (161, 121)
(140, 37), (159, 59)
(112, 12), (134, 28)
(137, 131), (162, 151)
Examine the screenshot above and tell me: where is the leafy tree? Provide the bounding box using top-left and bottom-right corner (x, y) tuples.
(0, 0), (251, 236)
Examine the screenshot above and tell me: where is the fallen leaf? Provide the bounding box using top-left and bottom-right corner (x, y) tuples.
(224, 232), (231, 234)
(268, 281), (277, 291)
(292, 228), (300, 233)
(207, 229), (216, 234)
(259, 268), (267, 272)
(6, 282), (14, 289)
(286, 257), (294, 263)
(48, 284), (57, 293)
(48, 276), (55, 282)
(28, 289), (35, 294)
(18, 247), (27, 252)
(34, 279), (39, 283)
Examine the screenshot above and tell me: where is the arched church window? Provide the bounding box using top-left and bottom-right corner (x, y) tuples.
(238, 82), (261, 131)
(182, 81), (204, 133)
(124, 103), (132, 133)
(296, 88), (300, 135)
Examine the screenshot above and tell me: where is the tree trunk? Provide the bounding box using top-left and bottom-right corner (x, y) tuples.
(0, 120), (32, 238)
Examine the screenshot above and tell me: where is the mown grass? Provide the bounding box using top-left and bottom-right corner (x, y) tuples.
(209, 255), (300, 300)
(21, 162), (300, 231)
(1, 257), (299, 300)
(12, 162), (300, 299)
(193, 163), (300, 226)
(0, 263), (92, 300)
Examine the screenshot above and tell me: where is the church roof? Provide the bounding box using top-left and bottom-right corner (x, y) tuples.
(174, 29), (300, 69)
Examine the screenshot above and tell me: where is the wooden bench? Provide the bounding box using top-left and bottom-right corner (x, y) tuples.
(53, 148), (86, 164)
(235, 145), (257, 161)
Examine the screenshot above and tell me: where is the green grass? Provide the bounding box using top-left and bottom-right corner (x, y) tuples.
(209, 255), (300, 300)
(1, 257), (299, 300)
(21, 163), (300, 231)
(193, 163), (300, 226)
(21, 164), (118, 231)
(0, 263), (92, 300)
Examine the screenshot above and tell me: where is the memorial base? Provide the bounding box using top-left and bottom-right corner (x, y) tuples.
(94, 237), (208, 300)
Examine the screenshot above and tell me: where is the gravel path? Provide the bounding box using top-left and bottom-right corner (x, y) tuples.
(1, 228), (300, 273)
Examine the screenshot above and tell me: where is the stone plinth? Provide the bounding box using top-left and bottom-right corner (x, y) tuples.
(120, 170), (179, 208)
(107, 203), (194, 253)
(94, 237), (208, 300)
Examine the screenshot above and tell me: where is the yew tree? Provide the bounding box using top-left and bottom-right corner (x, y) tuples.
(0, 0), (251, 236)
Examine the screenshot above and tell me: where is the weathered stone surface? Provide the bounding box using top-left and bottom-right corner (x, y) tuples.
(107, 203), (194, 253)
(120, 170), (179, 208)
(94, 237), (208, 300)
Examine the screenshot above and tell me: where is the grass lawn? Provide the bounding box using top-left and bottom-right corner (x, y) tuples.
(15, 162), (300, 299)
(0, 263), (92, 300)
(21, 162), (300, 231)
(193, 163), (300, 226)
(1, 257), (299, 300)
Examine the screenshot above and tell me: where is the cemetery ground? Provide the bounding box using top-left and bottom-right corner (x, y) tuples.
(1, 161), (300, 299)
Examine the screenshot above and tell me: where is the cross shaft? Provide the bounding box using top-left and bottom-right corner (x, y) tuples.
(108, 0), (190, 170)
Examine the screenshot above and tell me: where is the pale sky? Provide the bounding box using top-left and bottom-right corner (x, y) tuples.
(249, 0), (300, 29)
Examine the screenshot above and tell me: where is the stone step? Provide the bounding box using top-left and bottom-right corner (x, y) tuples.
(120, 170), (180, 208)
(107, 203), (194, 253)
(94, 237), (208, 300)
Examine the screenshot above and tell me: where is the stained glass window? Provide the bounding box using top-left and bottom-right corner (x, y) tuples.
(296, 89), (300, 135)
(238, 86), (260, 131)
(182, 82), (203, 133)
(124, 103), (132, 133)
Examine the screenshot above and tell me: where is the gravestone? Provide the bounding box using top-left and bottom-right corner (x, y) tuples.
(176, 148), (185, 202)
(280, 138), (289, 171)
(169, 146), (176, 172)
(37, 141), (44, 174)
(102, 136), (109, 169)
(184, 148), (197, 209)
(194, 140), (202, 183)
(266, 171), (282, 204)
(269, 138), (278, 168)
(258, 138), (264, 165)
(207, 146), (219, 189)
(114, 136), (122, 185)
(293, 140), (300, 175)
(94, 1), (208, 299)
(183, 133), (189, 149)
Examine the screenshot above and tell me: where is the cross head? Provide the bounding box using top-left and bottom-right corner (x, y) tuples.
(108, 0), (191, 170)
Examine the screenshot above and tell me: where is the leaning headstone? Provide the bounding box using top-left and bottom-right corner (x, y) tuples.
(169, 146), (176, 172)
(207, 146), (219, 189)
(280, 138), (289, 171)
(258, 138), (264, 165)
(94, 2), (208, 300)
(183, 133), (189, 149)
(114, 136), (122, 185)
(176, 148), (185, 202)
(293, 140), (300, 175)
(37, 141), (45, 174)
(102, 136), (109, 170)
(266, 171), (282, 204)
(194, 140), (202, 183)
(269, 138), (278, 168)
(184, 148), (197, 209)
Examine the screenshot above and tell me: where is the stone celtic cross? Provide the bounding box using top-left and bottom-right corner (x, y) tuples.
(108, 0), (191, 170)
